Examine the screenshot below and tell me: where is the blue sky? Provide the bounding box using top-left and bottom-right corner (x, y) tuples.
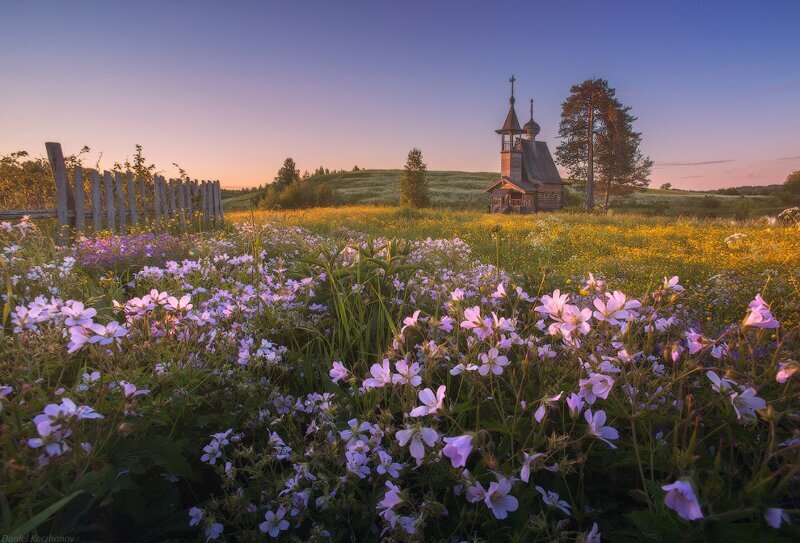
(1, 0), (798, 189)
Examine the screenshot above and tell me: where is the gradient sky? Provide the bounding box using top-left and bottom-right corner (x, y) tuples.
(2, 0), (799, 190)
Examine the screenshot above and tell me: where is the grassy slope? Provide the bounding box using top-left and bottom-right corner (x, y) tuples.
(309, 169), (498, 208)
(618, 188), (788, 217)
(223, 169), (791, 218)
(222, 191), (261, 212)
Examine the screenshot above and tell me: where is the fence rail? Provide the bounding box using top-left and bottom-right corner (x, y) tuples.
(0, 142), (223, 244)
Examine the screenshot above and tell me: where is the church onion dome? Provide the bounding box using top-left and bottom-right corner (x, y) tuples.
(524, 118), (540, 137)
(524, 98), (540, 137)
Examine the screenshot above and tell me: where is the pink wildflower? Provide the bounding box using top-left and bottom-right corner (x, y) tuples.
(409, 385), (446, 417)
(441, 434), (473, 468)
(662, 479), (703, 520)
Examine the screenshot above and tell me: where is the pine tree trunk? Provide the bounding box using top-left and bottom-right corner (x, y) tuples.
(604, 179), (611, 210)
(585, 99), (595, 211)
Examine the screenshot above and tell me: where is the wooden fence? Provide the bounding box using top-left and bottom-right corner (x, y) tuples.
(0, 142), (224, 244)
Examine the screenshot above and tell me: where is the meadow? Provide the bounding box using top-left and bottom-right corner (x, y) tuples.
(223, 169), (793, 218)
(231, 207), (800, 324)
(1, 207), (798, 541)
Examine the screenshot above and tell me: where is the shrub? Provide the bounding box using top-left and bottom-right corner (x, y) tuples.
(260, 181), (338, 210)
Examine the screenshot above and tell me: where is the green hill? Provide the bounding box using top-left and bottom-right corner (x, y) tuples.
(221, 191), (261, 212)
(224, 169), (792, 218)
(308, 169), (499, 208)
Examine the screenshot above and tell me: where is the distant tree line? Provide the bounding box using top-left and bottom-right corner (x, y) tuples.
(298, 165), (360, 180)
(710, 174), (799, 203)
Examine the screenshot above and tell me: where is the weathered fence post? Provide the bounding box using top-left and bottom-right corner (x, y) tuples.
(210, 181), (216, 223)
(45, 142), (71, 244)
(90, 169), (102, 231)
(168, 179), (177, 220)
(127, 172), (138, 227)
(211, 181), (217, 224)
(205, 181), (214, 224)
(200, 180), (208, 226)
(216, 180), (224, 220)
(153, 175), (162, 227)
(176, 178), (186, 229)
(186, 179), (193, 218)
(103, 171), (115, 230)
(160, 176), (169, 221)
(115, 172), (127, 232)
(73, 166), (86, 232)
(138, 177), (147, 222)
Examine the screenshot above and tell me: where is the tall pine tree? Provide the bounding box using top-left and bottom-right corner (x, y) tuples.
(556, 79), (607, 210)
(595, 104), (653, 209)
(399, 148), (429, 208)
(556, 79), (651, 211)
(273, 158), (300, 190)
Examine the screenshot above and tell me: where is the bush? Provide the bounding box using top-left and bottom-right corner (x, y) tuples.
(563, 186), (584, 207)
(783, 170), (800, 194)
(260, 181), (338, 209)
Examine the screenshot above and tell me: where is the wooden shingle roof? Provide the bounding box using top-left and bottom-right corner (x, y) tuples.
(495, 102), (524, 134)
(520, 140), (563, 184)
(484, 176), (541, 193)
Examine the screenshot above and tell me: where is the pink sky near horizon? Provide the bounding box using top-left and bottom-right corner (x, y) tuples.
(2, 2), (799, 192)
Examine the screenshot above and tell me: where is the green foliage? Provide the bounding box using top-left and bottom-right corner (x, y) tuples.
(0, 147), (89, 209)
(131, 145), (156, 182)
(0, 151), (54, 209)
(260, 179), (337, 210)
(594, 99), (653, 209)
(300, 240), (418, 363)
(273, 157), (301, 190)
(0, 145), (174, 210)
(257, 157), (340, 210)
(399, 148), (430, 208)
(562, 185), (585, 208)
(556, 78), (653, 211)
(782, 171), (800, 203)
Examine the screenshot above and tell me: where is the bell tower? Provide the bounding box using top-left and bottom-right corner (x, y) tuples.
(495, 76), (524, 182)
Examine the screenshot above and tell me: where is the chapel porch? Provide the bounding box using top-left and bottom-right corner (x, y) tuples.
(488, 192), (537, 214)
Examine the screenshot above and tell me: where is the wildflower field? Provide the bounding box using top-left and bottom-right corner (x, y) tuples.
(1, 208), (799, 542)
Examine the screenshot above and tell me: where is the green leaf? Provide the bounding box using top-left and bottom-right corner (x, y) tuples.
(9, 491), (84, 536)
